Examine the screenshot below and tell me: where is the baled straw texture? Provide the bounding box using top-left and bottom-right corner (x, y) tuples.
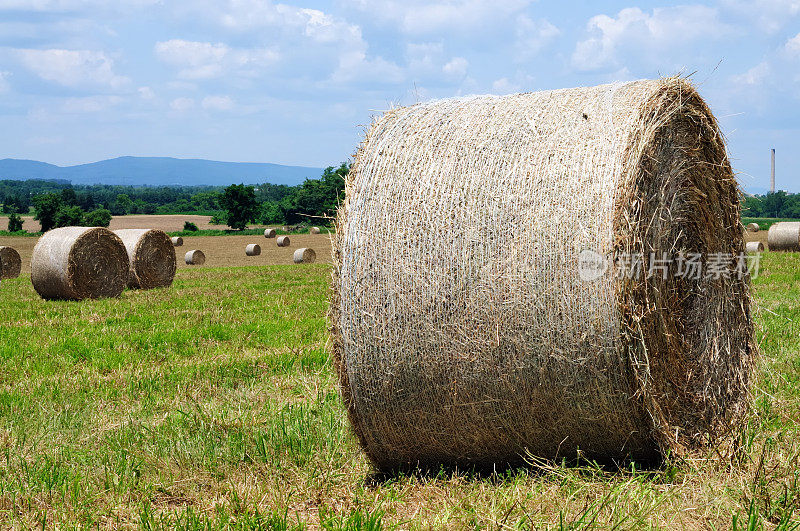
(245, 243), (261, 256)
(171, 236), (184, 246)
(184, 250), (205, 265)
(767, 222), (800, 251)
(31, 227), (129, 300)
(277, 236), (290, 247)
(114, 229), (176, 289)
(331, 78), (754, 471)
(0, 246), (22, 279)
(746, 241), (764, 253)
(264, 228), (277, 238)
(746, 222), (759, 232)
(293, 247), (316, 263)
(310, 226), (321, 234)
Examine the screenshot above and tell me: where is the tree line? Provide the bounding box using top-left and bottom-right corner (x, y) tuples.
(743, 192), (800, 218)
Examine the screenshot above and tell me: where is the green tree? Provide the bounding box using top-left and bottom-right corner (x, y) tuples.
(762, 191), (786, 218)
(84, 208), (112, 227)
(112, 194), (133, 216)
(7, 212), (23, 232)
(183, 221), (199, 232)
(220, 184), (258, 230)
(60, 187), (78, 206)
(54, 205), (85, 227)
(742, 196), (763, 217)
(33, 193), (62, 232)
(282, 163), (348, 224)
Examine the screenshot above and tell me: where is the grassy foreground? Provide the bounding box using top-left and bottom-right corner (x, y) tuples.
(1, 256), (799, 529)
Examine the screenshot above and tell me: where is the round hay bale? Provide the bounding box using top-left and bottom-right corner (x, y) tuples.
(264, 228), (277, 238)
(114, 229), (176, 289)
(310, 226), (321, 234)
(331, 78), (754, 471)
(746, 241), (764, 253)
(0, 246), (22, 279)
(767, 222), (800, 251)
(184, 249), (205, 265)
(276, 236), (290, 247)
(245, 243), (261, 256)
(31, 227), (129, 300)
(746, 222), (759, 232)
(171, 236), (184, 246)
(293, 247), (316, 263)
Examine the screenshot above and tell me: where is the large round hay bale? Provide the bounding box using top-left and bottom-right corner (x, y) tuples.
(767, 222), (800, 251)
(245, 243), (261, 256)
(171, 236), (184, 246)
(746, 241), (764, 253)
(184, 249), (205, 265)
(0, 246), (22, 279)
(114, 229), (176, 289)
(293, 247), (316, 263)
(276, 236), (290, 247)
(331, 78), (754, 471)
(31, 227), (129, 300)
(264, 228), (277, 238)
(746, 222), (759, 232)
(310, 226), (321, 234)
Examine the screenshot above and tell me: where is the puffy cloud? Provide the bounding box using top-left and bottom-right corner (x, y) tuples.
(0, 71), (10, 93)
(15, 48), (129, 89)
(787, 33), (800, 56)
(732, 62), (771, 86)
(137, 86), (155, 99)
(721, 0), (800, 33)
(169, 97), (194, 111)
(443, 57), (468, 78)
(155, 39), (279, 79)
(492, 77), (520, 94)
(202, 95), (234, 111)
(514, 16), (560, 61)
(61, 95), (123, 113)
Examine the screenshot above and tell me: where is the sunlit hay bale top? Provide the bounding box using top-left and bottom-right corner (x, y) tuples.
(114, 229), (176, 290)
(0, 246), (21, 279)
(310, 226), (321, 234)
(331, 77), (754, 471)
(293, 247), (316, 263)
(171, 236), (184, 246)
(746, 222), (759, 232)
(184, 249), (205, 265)
(746, 241), (764, 253)
(264, 228), (277, 238)
(767, 222), (800, 251)
(31, 227), (129, 301)
(245, 243), (261, 256)
(277, 236), (290, 247)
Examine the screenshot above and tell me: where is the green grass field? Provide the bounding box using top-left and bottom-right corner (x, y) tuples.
(1, 255), (799, 529)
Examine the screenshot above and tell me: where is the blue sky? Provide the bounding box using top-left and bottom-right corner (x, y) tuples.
(0, 0), (798, 192)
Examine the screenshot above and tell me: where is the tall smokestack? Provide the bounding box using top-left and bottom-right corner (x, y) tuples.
(771, 148), (776, 193)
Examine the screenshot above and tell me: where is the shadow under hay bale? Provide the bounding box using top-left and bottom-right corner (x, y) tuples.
(746, 241), (764, 253)
(767, 222), (800, 251)
(114, 229), (176, 289)
(277, 236), (290, 247)
(264, 228), (276, 238)
(245, 243), (261, 256)
(293, 247), (316, 263)
(184, 249), (205, 265)
(171, 236), (183, 246)
(745, 222), (759, 232)
(31, 226), (129, 300)
(0, 246), (22, 279)
(331, 77), (754, 472)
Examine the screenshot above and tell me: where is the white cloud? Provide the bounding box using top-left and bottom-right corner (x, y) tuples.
(0, 0), (159, 10)
(137, 86), (155, 99)
(15, 48), (129, 89)
(515, 16), (560, 61)
(170, 97), (194, 111)
(62, 95), (123, 113)
(443, 57), (468, 78)
(732, 62), (771, 86)
(572, 6), (731, 71)
(492, 77), (520, 94)
(155, 39), (279, 79)
(0, 71), (10, 93)
(721, 0), (800, 33)
(787, 33), (800, 56)
(201, 95), (234, 111)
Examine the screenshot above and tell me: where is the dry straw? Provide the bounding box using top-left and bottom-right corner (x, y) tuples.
(767, 222), (800, 251)
(746, 241), (764, 253)
(246, 243), (261, 256)
(31, 226), (129, 300)
(171, 236), (184, 246)
(746, 222), (759, 232)
(114, 229), (176, 289)
(0, 246), (22, 279)
(293, 247), (316, 263)
(184, 249), (205, 265)
(264, 228), (277, 238)
(331, 77), (754, 471)
(310, 226), (321, 234)
(277, 236), (290, 247)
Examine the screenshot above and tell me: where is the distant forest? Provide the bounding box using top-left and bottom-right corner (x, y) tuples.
(0, 163), (347, 229)
(742, 192), (800, 219)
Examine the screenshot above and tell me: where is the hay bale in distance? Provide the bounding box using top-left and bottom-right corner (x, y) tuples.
(277, 236), (290, 247)
(331, 78), (754, 471)
(746, 222), (759, 232)
(114, 229), (176, 289)
(746, 241), (764, 253)
(293, 247), (316, 263)
(767, 222), (800, 251)
(264, 228), (277, 238)
(310, 226), (321, 234)
(245, 243), (261, 256)
(184, 249), (205, 265)
(0, 246), (22, 279)
(31, 226), (129, 300)
(171, 236), (184, 246)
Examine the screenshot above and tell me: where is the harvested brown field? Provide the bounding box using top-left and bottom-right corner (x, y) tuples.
(16, 214), (268, 233)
